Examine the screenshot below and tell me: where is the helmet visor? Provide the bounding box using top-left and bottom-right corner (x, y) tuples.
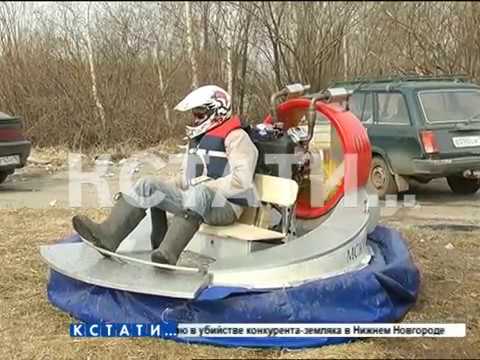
(192, 106), (210, 125)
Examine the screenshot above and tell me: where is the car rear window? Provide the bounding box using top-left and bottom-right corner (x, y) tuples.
(418, 89), (480, 123)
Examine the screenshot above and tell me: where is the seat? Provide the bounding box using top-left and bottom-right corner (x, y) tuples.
(199, 174), (299, 241)
(199, 223), (285, 241)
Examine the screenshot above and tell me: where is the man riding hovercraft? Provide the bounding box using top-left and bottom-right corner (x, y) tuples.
(72, 85), (259, 265)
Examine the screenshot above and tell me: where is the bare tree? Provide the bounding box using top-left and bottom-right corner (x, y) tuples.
(86, 3), (107, 132)
(1, 1), (479, 151)
(185, 2), (199, 88)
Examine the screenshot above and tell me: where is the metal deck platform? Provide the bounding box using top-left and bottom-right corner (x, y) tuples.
(40, 242), (211, 299)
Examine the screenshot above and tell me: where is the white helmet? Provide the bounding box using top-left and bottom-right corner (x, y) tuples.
(175, 85), (232, 139)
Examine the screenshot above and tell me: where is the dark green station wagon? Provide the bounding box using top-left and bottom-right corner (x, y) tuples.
(333, 75), (480, 197)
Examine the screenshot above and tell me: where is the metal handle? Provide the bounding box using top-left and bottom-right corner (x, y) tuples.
(324, 87), (353, 104)
(306, 88), (353, 142)
(270, 83), (311, 124)
(307, 93), (328, 142)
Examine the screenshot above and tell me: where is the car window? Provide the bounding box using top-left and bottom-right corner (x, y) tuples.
(418, 89), (480, 123)
(377, 93), (410, 125)
(350, 92), (373, 124)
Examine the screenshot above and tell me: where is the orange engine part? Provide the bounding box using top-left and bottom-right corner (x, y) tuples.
(264, 98), (372, 219)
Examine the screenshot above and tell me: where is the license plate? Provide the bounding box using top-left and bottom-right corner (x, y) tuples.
(452, 136), (480, 148)
(0, 154), (20, 166)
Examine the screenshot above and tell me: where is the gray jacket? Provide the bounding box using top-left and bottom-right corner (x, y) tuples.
(175, 128), (259, 218)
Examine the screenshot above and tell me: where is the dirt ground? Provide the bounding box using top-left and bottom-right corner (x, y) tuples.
(0, 154), (479, 359)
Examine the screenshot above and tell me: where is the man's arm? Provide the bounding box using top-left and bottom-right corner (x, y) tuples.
(204, 128), (258, 198)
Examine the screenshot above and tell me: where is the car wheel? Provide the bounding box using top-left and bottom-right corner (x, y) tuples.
(447, 176), (480, 195)
(369, 156), (398, 199)
(0, 171), (9, 184)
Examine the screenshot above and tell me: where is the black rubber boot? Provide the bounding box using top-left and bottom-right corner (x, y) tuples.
(150, 207), (168, 250)
(151, 210), (202, 265)
(72, 193), (146, 252)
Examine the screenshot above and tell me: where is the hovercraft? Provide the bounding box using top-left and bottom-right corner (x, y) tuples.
(40, 84), (420, 348)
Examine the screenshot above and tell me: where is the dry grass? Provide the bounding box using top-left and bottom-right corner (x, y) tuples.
(0, 208), (479, 359)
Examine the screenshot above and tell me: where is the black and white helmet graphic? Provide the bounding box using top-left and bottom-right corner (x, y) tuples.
(174, 85), (232, 139)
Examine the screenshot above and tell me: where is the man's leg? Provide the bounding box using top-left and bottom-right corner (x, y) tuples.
(72, 176), (184, 252)
(127, 176), (184, 215)
(72, 191), (146, 252)
(203, 199), (238, 226)
(127, 176), (186, 250)
(151, 185), (237, 265)
(127, 177), (235, 253)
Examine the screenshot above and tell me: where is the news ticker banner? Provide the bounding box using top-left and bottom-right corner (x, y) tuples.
(70, 322), (466, 338)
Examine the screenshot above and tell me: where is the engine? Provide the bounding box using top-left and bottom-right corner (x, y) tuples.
(247, 122), (310, 185)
